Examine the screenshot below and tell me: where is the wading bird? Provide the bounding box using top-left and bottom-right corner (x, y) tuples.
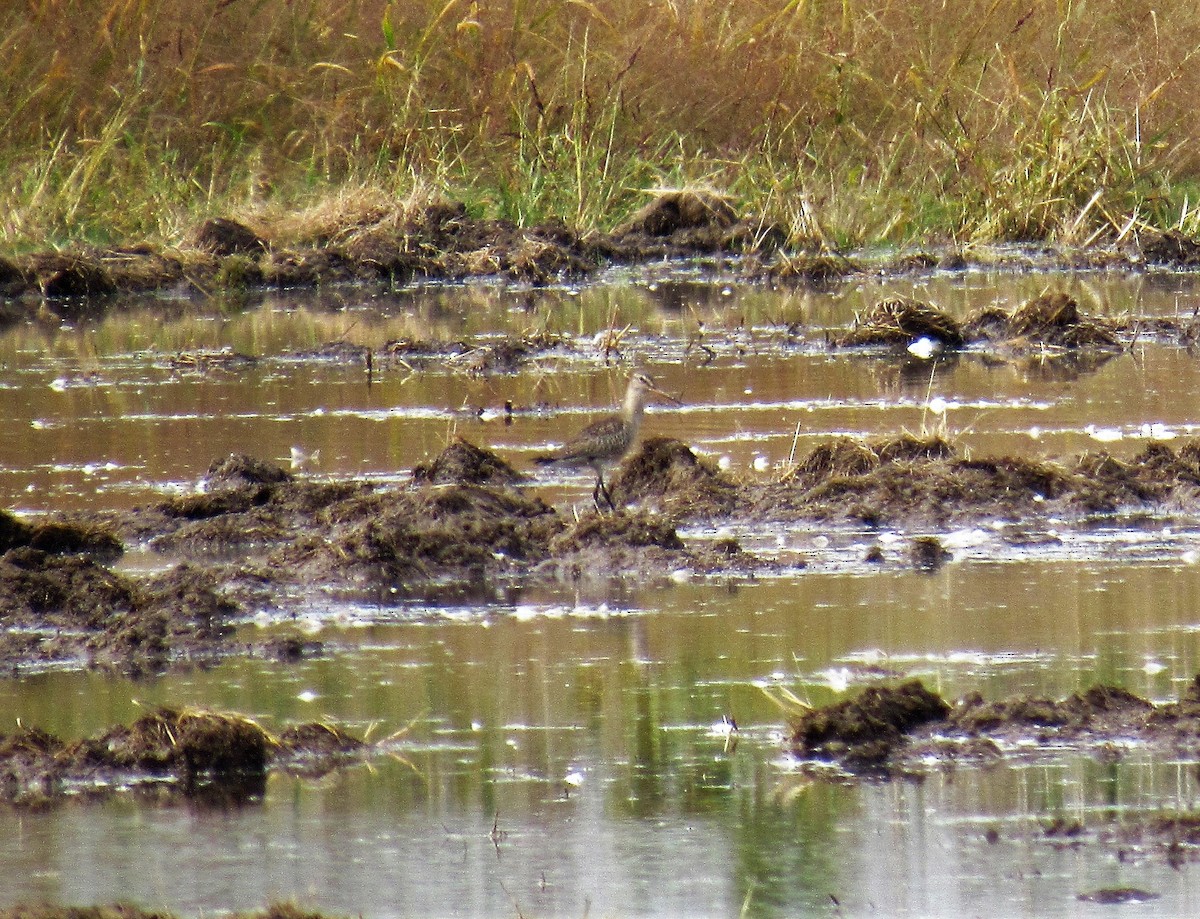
(535, 371), (680, 511)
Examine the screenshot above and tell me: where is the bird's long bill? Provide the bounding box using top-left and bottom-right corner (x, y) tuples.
(649, 383), (683, 405)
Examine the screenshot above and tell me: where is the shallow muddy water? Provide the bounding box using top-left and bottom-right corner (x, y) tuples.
(6, 265), (1200, 916)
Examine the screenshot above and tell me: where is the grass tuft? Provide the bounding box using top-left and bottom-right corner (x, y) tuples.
(4, 1), (1200, 250)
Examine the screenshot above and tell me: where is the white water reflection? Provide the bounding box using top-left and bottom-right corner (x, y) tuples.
(4, 270), (1200, 914)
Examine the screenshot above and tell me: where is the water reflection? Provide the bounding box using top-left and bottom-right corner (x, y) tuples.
(5, 270), (1200, 914)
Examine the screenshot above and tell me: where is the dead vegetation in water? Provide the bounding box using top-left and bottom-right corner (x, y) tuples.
(787, 672), (1200, 778)
(832, 292), (1124, 353)
(0, 707), (373, 808)
(835, 296), (966, 349)
(0, 542), (239, 675)
(13, 430), (1200, 676)
(609, 436), (742, 518)
(0, 905), (343, 919)
(0, 191), (779, 319)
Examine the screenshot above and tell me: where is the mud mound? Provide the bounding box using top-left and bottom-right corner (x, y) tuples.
(964, 293), (1121, 349)
(950, 685), (1154, 736)
(830, 293), (1124, 355)
(194, 217), (268, 256)
(610, 437), (741, 519)
(204, 453), (293, 490)
(413, 437), (526, 486)
(779, 434), (955, 492)
(286, 484), (561, 587)
(608, 189), (776, 255)
(27, 253), (117, 301)
(614, 190), (737, 237)
(769, 253), (861, 283)
(278, 722), (366, 756)
(756, 434), (1199, 527)
(790, 680), (951, 769)
(909, 535), (951, 571)
(0, 708), (377, 807)
(0, 512), (121, 560)
(0, 549), (239, 673)
(785, 678), (1200, 775)
(1138, 229), (1200, 267)
(834, 297), (965, 349)
(551, 510), (684, 553)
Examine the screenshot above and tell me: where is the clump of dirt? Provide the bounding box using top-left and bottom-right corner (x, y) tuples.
(0, 708), (379, 808)
(834, 296), (965, 349)
(615, 189), (738, 237)
(787, 676), (1200, 776)
(204, 453), (294, 489)
(610, 436), (742, 520)
(0, 548), (239, 674)
(781, 434), (955, 491)
(193, 217), (269, 256)
(829, 293), (1124, 355)
(27, 253), (118, 301)
(551, 509), (684, 553)
(0, 510), (121, 561)
(286, 484), (562, 590)
(1138, 229), (1200, 267)
(768, 252), (861, 283)
(413, 437), (526, 486)
(789, 680), (952, 770)
(964, 292), (1121, 350)
(608, 189), (782, 256)
(118, 439), (766, 605)
(747, 433), (1200, 528)
(909, 535), (951, 571)
(949, 685), (1155, 738)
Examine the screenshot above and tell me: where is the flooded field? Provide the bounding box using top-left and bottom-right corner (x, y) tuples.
(5, 263), (1200, 916)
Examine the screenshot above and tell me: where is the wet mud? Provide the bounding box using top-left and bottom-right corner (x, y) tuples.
(5, 283), (1200, 677)
(3, 194), (1200, 325)
(0, 706), (369, 809)
(789, 674), (1200, 777)
(0, 907), (338, 919)
(10, 416), (1200, 675)
(0, 191), (778, 323)
(619, 431), (1200, 530)
(782, 675), (1200, 870)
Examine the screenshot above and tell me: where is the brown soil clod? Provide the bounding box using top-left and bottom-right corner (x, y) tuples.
(789, 680), (952, 770)
(0, 707), (378, 808)
(30, 253), (117, 301)
(1138, 229), (1200, 267)
(204, 453), (293, 490)
(15, 426), (1200, 675)
(412, 437), (526, 487)
(193, 217), (269, 256)
(908, 535), (951, 571)
(768, 252), (861, 283)
(610, 436), (741, 518)
(832, 292), (1123, 354)
(964, 292), (1121, 350)
(786, 675), (1200, 777)
(835, 296), (965, 349)
(614, 189), (738, 237)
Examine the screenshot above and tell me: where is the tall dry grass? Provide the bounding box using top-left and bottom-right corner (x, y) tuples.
(3, 0), (1200, 250)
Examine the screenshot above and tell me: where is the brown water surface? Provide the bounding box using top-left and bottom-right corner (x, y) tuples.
(3, 266), (1200, 916)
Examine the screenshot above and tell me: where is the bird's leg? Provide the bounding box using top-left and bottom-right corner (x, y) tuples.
(594, 472), (617, 512)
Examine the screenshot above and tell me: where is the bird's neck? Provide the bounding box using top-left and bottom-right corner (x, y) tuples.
(623, 384), (648, 423)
